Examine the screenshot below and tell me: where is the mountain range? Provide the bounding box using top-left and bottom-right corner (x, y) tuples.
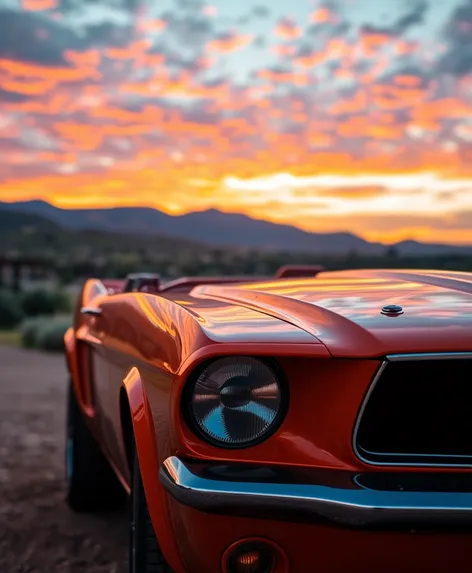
(1, 199), (471, 256)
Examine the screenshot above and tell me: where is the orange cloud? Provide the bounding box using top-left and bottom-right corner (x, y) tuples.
(293, 51), (326, 68)
(207, 33), (254, 53)
(258, 68), (308, 86)
(370, 83), (427, 110)
(104, 39), (152, 61)
(360, 30), (393, 56)
(137, 18), (167, 33)
(270, 44), (296, 57)
(63, 49), (101, 68)
(310, 7), (334, 24)
(21, 0), (57, 10)
(0, 59), (100, 82)
(394, 40), (419, 56)
(329, 90), (367, 115)
(1, 79), (55, 96)
(274, 18), (301, 40)
(336, 115), (369, 137)
(394, 75), (422, 88)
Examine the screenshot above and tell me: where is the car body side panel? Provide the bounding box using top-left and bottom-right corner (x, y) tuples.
(121, 367), (186, 573)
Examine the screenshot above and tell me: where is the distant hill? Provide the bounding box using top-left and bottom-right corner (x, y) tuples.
(1, 199), (471, 256)
(392, 240), (472, 256)
(0, 200), (382, 254)
(0, 209), (60, 233)
(0, 207), (207, 259)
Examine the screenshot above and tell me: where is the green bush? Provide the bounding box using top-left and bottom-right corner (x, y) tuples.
(34, 317), (71, 352)
(0, 289), (24, 329)
(20, 289), (57, 317)
(52, 290), (73, 314)
(20, 317), (47, 348)
(20, 316), (70, 352)
(20, 288), (73, 317)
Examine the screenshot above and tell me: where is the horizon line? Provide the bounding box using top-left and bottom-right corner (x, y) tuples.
(3, 197), (472, 249)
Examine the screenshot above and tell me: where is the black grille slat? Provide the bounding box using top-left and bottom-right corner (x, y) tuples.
(355, 358), (472, 465)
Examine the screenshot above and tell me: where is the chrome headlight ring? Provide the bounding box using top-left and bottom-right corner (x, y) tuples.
(182, 356), (289, 449)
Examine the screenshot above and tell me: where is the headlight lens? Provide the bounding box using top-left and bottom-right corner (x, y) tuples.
(186, 357), (286, 447)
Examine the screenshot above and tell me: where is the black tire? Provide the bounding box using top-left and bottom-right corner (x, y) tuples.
(129, 435), (173, 573)
(65, 381), (126, 512)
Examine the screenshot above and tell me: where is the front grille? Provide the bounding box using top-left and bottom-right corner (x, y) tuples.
(354, 356), (472, 466)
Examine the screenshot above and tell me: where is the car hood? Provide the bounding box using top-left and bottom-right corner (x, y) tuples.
(192, 269), (472, 357)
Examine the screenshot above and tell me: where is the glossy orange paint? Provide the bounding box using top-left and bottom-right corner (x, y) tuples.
(159, 275), (270, 293)
(164, 501), (472, 573)
(121, 368), (184, 573)
(195, 268), (472, 355)
(274, 264), (324, 278)
(65, 269), (472, 573)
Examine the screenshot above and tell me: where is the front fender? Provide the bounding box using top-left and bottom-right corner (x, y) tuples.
(64, 327), (89, 411)
(122, 367), (186, 573)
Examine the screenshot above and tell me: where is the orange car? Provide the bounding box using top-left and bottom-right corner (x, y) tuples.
(64, 268), (472, 573)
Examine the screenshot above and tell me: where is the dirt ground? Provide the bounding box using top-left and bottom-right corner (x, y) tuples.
(0, 346), (128, 573)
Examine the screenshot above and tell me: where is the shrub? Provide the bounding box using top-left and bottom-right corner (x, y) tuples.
(34, 317), (71, 352)
(53, 289), (73, 314)
(0, 289), (24, 329)
(20, 289), (57, 317)
(20, 316), (71, 352)
(20, 317), (47, 348)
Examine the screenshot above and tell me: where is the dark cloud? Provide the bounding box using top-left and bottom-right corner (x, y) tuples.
(361, 0), (429, 37)
(438, 0), (472, 76)
(180, 106), (222, 125)
(57, 0), (140, 11)
(237, 4), (271, 24)
(161, 9), (214, 48)
(294, 44), (316, 58)
(150, 41), (208, 73)
(0, 4), (134, 68)
(395, 0), (429, 32)
(175, 0), (204, 9)
(84, 22), (134, 47)
(253, 5), (270, 18)
(0, 88), (33, 103)
(0, 9), (80, 65)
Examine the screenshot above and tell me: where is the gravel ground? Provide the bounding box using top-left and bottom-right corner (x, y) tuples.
(0, 346), (128, 573)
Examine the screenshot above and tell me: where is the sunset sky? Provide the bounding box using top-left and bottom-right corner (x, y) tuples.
(1, 0), (472, 244)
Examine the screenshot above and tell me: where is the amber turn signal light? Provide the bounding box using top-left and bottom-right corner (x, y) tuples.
(226, 541), (275, 573)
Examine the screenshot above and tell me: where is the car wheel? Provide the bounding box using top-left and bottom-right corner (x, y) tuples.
(65, 380), (126, 512)
(129, 436), (173, 573)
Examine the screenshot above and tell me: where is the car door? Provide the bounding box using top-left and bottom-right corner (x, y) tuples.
(77, 281), (115, 449)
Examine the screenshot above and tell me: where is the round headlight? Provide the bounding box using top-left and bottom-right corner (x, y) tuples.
(185, 357), (287, 448)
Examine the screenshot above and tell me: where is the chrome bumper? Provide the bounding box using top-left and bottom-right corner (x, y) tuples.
(159, 456), (472, 529)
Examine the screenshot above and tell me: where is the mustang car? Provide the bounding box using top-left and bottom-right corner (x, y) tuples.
(64, 267), (472, 573)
